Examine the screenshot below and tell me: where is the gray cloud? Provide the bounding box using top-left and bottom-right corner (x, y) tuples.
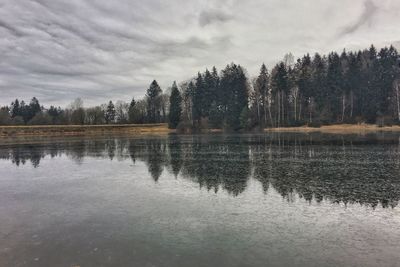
(0, 0), (399, 107)
(339, 0), (378, 36)
(0, 19), (25, 37)
(199, 9), (233, 27)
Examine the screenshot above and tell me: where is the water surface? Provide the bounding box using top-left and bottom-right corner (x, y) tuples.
(1, 133), (400, 267)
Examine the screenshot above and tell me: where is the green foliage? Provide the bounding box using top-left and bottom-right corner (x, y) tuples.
(86, 106), (105, 125)
(0, 107), (11, 125)
(11, 116), (25, 125)
(128, 97), (140, 123)
(28, 112), (52, 125)
(239, 106), (251, 130)
(105, 101), (116, 124)
(1, 44), (399, 130)
(254, 63), (269, 126)
(208, 101), (223, 128)
(220, 63), (249, 130)
(71, 108), (85, 125)
(146, 80), (162, 123)
(192, 73), (204, 123)
(168, 81), (182, 129)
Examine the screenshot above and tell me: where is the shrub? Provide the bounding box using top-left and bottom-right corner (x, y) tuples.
(0, 109), (11, 125)
(11, 116), (25, 125)
(28, 112), (52, 125)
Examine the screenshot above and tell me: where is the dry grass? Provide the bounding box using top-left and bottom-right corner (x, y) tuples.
(265, 124), (400, 134)
(0, 123), (173, 137)
(2, 123), (400, 138)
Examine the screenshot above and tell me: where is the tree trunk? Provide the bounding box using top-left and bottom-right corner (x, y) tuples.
(268, 103), (273, 128)
(281, 91), (285, 126)
(341, 94), (346, 122)
(299, 100), (302, 121)
(350, 90), (354, 118)
(279, 91), (283, 127)
(396, 81), (400, 122)
(277, 92), (280, 128)
(257, 96), (260, 125)
(264, 99), (267, 127)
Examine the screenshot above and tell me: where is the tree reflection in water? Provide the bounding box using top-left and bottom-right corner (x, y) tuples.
(1, 132), (400, 208)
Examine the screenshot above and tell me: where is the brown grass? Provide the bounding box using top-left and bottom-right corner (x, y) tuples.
(0, 123), (173, 137)
(265, 124), (400, 134)
(2, 123), (400, 138)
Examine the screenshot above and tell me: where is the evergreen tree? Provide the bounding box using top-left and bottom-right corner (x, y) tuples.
(220, 63), (249, 129)
(192, 72), (204, 124)
(27, 97), (41, 123)
(146, 80), (162, 123)
(363, 46), (379, 122)
(311, 53), (327, 117)
(168, 81), (182, 129)
(271, 62), (289, 126)
(10, 99), (20, 118)
(128, 97), (137, 123)
(209, 66), (223, 128)
(325, 52), (343, 122)
(255, 64), (270, 126)
(105, 101), (116, 124)
(202, 69), (214, 117)
(48, 106), (62, 124)
(4, 44), (399, 128)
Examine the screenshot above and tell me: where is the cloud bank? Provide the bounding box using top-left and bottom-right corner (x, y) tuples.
(0, 0), (399, 106)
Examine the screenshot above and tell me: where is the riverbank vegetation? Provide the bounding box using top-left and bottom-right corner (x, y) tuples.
(0, 124), (170, 137)
(1, 44), (400, 131)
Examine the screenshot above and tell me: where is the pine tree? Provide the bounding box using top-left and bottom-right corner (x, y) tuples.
(192, 73), (204, 124)
(28, 97), (41, 122)
(168, 81), (182, 129)
(10, 99), (20, 118)
(363, 45), (379, 122)
(311, 53), (327, 118)
(146, 80), (162, 123)
(255, 64), (270, 126)
(271, 62), (289, 126)
(203, 69), (214, 117)
(105, 101), (116, 124)
(128, 97), (137, 123)
(209, 66), (223, 128)
(48, 106), (62, 124)
(220, 63), (249, 129)
(326, 52), (343, 122)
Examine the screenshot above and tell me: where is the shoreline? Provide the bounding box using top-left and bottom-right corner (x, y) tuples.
(264, 124), (400, 134)
(1, 123), (400, 138)
(0, 123), (172, 138)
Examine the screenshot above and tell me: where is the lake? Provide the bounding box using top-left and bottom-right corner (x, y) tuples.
(1, 133), (400, 267)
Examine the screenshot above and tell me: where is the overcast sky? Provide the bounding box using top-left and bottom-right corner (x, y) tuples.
(1, 0), (400, 107)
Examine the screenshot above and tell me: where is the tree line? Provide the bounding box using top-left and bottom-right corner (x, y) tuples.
(1, 44), (399, 130)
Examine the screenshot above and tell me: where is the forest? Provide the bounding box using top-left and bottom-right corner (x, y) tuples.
(1, 44), (400, 130)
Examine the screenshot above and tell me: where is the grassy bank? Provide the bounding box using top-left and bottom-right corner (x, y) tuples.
(0, 123), (172, 137)
(265, 124), (400, 134)
(2, 123), (400, 138)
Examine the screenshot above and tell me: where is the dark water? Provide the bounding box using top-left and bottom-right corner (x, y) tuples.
(1, 133), (400, 267)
